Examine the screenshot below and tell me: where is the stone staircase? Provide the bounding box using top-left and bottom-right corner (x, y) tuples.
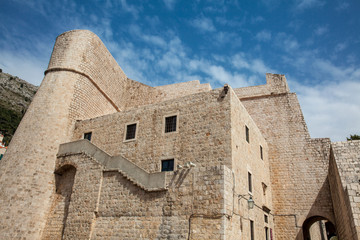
(57, 139), (168, 192)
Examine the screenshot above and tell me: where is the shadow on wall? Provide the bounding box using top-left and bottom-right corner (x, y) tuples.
(296, 177), (337, 240)
(42, 164), (76, 239)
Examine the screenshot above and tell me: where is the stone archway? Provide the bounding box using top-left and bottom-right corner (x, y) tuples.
(302, 216), (337, 240)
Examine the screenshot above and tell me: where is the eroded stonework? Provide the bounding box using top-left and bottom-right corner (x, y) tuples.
(0, 30), (359, 240)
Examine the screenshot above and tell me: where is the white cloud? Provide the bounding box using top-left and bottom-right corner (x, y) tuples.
(0, 50), (47, 86)
(314, 26), (328, 36)
(255, 30), (271, 41)
(275, 33), (300, 52)
(163, 0), (177, 10)
(334, 42), (347, 52)
(119, 0), (140, 18)
(295, 0), (325, 10)
(294, 80), (360, 141)
(191, 17), (216, 32)
(213, 32), (242, 47)
(203, 65), (250, 87)
(251, 16), (265, 24)
(336, 1), (349, 11)
(232, 53), (276, 76)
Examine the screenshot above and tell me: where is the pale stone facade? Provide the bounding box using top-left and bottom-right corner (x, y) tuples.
(0, 30), (358, 239)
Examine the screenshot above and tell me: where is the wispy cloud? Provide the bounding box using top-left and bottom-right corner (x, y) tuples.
(255, 30), (272, 41)
(275, 33), (300, 52)
(163, 0), (177, 10)
(314, 26), (328, 36)
(0, 50), (48, 86)
(191, 17), (216, 32)
(232, 53), (276, 76)
(119, 0), (140, 18)
(251, 16), (265, 24)
(294, 80), (360, 141)
(336, 1), (349, 11)
(295, 0), (325, 10)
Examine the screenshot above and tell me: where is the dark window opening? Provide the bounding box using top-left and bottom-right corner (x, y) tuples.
(165, 115), (177, 133)
(260, 145), (263, 160)
(161, 159), (174, 172)
(125, 123), (137, 140)
(264, 214), (268, 223)
(245, 125), (249, 143)
(248, 172), (252, 193)
(250, 220), (254, 240)
(84, 132), (92, 141)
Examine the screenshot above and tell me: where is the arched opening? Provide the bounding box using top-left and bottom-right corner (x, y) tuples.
(303, 216), (337, 240)
(41, 164), (76, 240)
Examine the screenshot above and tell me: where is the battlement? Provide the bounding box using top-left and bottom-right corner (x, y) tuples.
(234, 73), (290, 99)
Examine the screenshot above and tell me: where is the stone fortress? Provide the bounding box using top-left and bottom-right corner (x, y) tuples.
(0, 30), (359, 240)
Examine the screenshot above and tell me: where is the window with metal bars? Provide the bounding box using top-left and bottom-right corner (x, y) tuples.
(125, 123), (137, 140)
(165, 115), (177, 133)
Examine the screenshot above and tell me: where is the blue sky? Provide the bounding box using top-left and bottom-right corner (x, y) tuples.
(0, 0), (359, 141)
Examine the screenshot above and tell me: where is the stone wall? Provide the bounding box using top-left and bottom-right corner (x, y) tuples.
(155, 80), (212, 101)
(237, 74), (334, 239)
(223, 88), (274, 239)
(329, 140), (360, 240)
(46, 147), (228, 239)
(72, 89), (232, 172)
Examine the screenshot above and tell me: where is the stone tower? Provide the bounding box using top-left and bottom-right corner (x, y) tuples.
(0, 30), (128, 239)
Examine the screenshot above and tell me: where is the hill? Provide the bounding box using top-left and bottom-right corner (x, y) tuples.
(0, 70), (38, 145)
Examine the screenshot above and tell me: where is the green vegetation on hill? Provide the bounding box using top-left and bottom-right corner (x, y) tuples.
(0, 105), (23, 145)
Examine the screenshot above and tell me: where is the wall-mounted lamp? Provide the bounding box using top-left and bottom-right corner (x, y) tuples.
(239, 194), (255, 209)
(247, 195), (255, 209)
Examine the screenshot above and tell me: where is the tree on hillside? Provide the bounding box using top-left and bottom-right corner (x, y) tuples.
(347, 134), (360, 141)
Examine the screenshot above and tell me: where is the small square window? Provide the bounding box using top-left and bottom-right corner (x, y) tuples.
(161, 159), (174, 172)
(165, 115), (177, 133)
(84, 132), (92, 141)
(245, 125), (249, 143)
(260, 145), (263, 160)
(125, 123), (137, 140)
(248, 172), (252, 193)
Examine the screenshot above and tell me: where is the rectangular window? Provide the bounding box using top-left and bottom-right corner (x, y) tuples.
(84, 132), (92, 141)
(264, 214), (268, 223)
(265, 227), (269, 240)
(165, 115), (177, 133)
(250, 220), (254, 240)
(161, 159), (174, 172)
(125, 123), (137, 140)
(248, 172), (252, 193)
(260, 145), (263, 160)
(245, 125), (249, 143)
